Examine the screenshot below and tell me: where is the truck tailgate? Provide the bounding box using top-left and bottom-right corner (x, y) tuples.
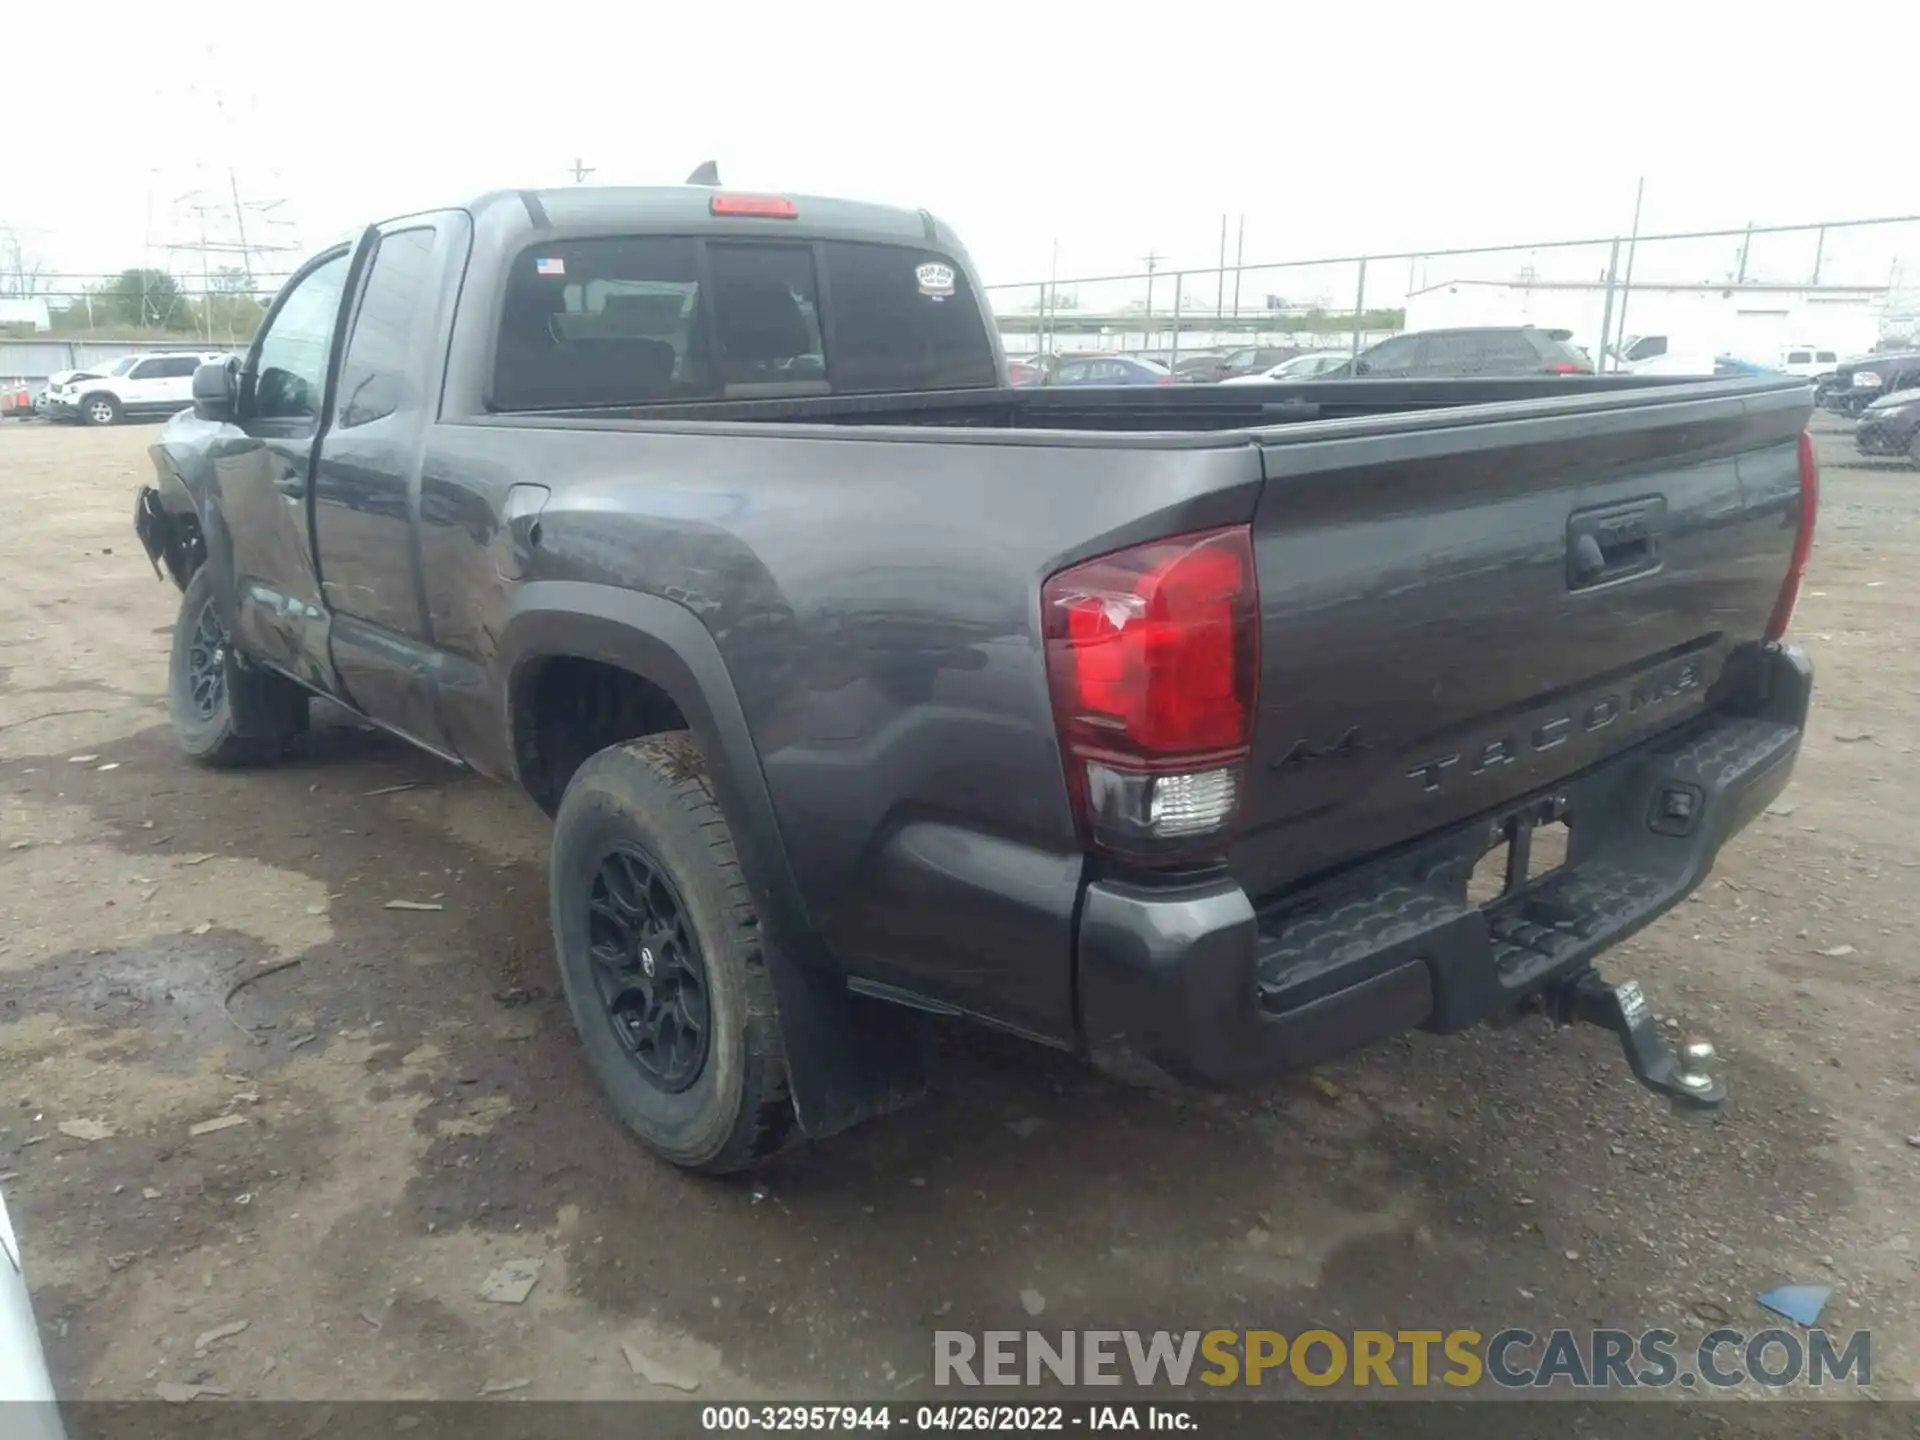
(1234, 380), (1811, 900)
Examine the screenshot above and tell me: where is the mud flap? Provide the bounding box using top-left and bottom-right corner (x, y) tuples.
(765, 946), (926, 1139)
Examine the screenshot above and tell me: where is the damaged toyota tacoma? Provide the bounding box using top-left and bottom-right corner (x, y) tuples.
(133, 183), (1818, 1172)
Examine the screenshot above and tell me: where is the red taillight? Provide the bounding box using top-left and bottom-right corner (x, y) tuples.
(1043, 526), (1259, 858)
(1157, 375), (1174, 384)
(710, 193), (798, 219)
(1547, 362), (1587, 375)
(1764, 430), (1820, 642)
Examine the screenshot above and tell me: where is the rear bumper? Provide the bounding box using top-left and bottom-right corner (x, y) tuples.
(1076, 644), (1812, 1087)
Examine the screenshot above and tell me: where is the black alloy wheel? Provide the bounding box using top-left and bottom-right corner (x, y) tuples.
(584, 841), (712, 1093)
(185, 599), (228, 721)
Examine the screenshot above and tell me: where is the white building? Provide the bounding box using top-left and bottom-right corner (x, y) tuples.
(1402, 279), (1889, 365)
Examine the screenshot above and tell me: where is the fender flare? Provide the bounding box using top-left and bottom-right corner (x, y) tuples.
(498, 581), (922, 1139)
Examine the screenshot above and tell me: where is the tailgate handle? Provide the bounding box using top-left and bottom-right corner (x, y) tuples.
(1568, 497), (1666, 590)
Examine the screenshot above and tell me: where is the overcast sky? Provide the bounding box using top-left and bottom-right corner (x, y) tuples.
(4, 2), (1911, 305)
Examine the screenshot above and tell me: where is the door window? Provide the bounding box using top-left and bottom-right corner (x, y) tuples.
(1356, 335), (1422, 375)
(252, 253), (352, 421)
(337, 228), (437, 428)
(127, 358), (166, 379)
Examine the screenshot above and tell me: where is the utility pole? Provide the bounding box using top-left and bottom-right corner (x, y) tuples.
(1044, 238), (1059, 356)
(1736, 221), (1754, 284)
(1216, 215), (1227, 318)
(1811, 225), (1826, 286)
(229, 170), (253, 290)
(1596, 237), (1622, 378)
(1142, 250), (1164, 322)
(1609, 176), (1645, 372)
(1231, 216), (1246, 318)
(569, 157), (596, 184)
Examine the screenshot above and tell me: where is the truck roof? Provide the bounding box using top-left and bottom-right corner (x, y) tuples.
(460, 185), (952, 249)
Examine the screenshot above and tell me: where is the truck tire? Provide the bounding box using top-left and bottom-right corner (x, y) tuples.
(81, 393), (121, 426)
(166, 565), (307, 766)
(549, 732), (793, 1174)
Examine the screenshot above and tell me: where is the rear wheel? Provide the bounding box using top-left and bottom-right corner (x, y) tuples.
(167, 566), (307, 766)
(550, 733), (793, 1173)
(81, 393), (121, 426)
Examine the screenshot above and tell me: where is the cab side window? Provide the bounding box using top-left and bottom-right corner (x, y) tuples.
(1356, 335), (1421, 375)
(337, 228), (438, 428)
(252, 252), (352, 421)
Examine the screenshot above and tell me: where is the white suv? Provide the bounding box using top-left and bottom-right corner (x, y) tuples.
(46, 351), (230, 426)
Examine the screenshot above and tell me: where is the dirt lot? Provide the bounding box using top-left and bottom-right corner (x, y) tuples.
(0, 414), (1915, 1408)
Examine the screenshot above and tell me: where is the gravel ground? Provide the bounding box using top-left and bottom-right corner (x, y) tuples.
(0, 412), (1914, 1413)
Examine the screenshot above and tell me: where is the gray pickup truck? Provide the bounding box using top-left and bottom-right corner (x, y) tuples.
(134, 183), (1818, 1173)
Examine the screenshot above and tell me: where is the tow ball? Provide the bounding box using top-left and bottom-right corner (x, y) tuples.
(1547, 971), (1725, 1114)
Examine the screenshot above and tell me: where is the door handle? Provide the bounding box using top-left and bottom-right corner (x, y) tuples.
(1567, 497), (1666, 590)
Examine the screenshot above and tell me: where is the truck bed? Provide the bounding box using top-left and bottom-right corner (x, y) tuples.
(433, 372), (1811, 1046)
(480, 373), (1749, 437)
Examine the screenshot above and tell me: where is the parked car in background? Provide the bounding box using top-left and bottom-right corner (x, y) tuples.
(1047, 354), (1174, 385)
(1171, 352), (1229, 384)
(1008, 359), (1045, 387)
(1176, 346), (1300, 384)
(1, 1185), (67, 1439)
(1779, 345), (1840, 381)
(1824, 351), (1920, 416)
(1855, 387), (1920, 459)
(44, 351), (232, 426)
(1712, 355), (1784, 378)
(1219, 350), (1351, 384)
(1320, 327), (1593, 379)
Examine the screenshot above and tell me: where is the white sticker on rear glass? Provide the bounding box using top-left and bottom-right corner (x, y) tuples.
(534, 257), (565, 277)
(915, 262), (955, 300)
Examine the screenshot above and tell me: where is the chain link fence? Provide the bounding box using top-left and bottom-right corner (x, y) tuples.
(987, 217), (1920, 369)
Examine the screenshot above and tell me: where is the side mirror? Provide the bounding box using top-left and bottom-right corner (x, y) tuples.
(192, 358), (240, 422)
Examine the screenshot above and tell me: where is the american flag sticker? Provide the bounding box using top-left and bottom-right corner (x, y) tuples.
(534, 256), (566, 277)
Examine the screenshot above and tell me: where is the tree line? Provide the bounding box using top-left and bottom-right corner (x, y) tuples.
(3, 265), (268, 343)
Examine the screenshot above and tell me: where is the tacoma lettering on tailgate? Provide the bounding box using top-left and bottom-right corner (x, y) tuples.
(1406, 660), (1703, 795)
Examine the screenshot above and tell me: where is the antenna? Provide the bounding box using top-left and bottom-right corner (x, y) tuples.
(569, 157), (596, 184)
(685, 161), (721, 186)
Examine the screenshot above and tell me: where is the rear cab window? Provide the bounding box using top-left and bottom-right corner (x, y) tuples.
(491, 234), (996, 410)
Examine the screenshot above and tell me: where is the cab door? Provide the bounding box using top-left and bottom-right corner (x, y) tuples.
(212, 241), (364, 695)
(310, 215), (469, 754)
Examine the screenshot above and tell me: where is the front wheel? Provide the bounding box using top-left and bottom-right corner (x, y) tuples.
(550, 733), (794, 1173)
(81, 393), (121, 426)
(166, 566), (307, 766)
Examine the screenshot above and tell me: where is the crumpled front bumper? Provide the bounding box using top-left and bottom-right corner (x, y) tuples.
(1076, 644), (1813, 1088)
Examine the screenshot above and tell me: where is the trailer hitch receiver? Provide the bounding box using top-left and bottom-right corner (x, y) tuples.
(1549, 972), (1725, 1113)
